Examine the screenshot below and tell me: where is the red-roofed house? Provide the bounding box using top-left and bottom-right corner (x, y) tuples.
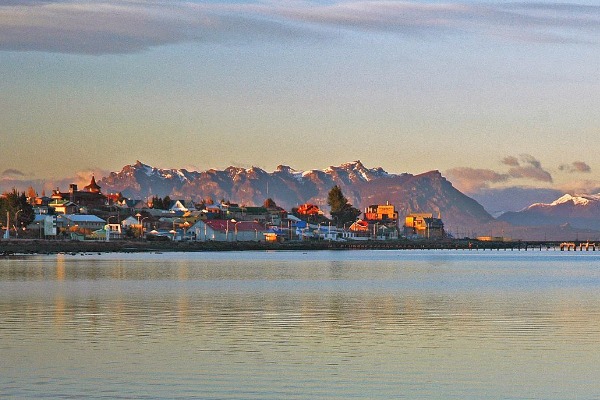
(191, 219), (266, 242)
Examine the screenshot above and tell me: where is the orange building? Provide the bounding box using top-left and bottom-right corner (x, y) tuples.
(364, 201), (398, 222)
(296, 203), (323, 216)
(404, 213), (444, 239)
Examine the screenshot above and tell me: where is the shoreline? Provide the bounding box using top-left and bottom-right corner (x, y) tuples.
(0, 238), (575, 255)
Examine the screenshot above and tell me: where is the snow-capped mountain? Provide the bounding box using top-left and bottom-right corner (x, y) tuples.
(498, 193), (600, 230)
(99, 160), (493, 229)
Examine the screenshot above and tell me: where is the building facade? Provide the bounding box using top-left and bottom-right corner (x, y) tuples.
(404, 213), (445, 239)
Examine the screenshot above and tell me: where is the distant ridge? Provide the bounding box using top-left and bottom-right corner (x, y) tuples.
(100, 160), (494, 230)
(498, 193), (600, 230)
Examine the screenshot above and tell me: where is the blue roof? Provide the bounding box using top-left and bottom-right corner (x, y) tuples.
(65, 214), (106, 223)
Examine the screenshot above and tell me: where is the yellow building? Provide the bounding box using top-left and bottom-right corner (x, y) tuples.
(364, 202), (398, 222)
(404, 213), (445, 239)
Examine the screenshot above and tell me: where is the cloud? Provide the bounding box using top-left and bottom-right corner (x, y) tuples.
(448, 153), (555, 194)
(557, 179), (600, 195)
(503, 154), (553, 183)
(444, 167), (509, 193)
(1, 168), (26, 178)
(508, 165), (553, 182)
(0, 1), (598, 54)
(0, 168), (109, 195)
(519, 153), (542, 169)
(501, 156), (520, 167)
(559, 161), (591, 173)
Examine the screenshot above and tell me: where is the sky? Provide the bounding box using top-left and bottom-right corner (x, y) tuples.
(0, 0), (599, 204)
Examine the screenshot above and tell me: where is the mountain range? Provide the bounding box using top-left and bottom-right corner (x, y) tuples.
(498, 194), (600, 231)
(99, 161), (600, 240)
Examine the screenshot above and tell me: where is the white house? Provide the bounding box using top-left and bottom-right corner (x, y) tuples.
(191, 219), (265, 242)
(121, 216), (138, 229)
(59, 214), (106, 231)
(169, 200), (196, 213)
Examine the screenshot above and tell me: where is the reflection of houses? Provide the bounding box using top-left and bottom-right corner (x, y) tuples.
(191, 220), (265, 242)
(404, 213), (445, 239)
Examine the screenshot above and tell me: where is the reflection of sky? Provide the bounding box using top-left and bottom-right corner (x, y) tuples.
(2, 252), (600, 398)
(0, 0), (599, 194)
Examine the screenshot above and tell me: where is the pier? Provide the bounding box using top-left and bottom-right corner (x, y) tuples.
(559, 242), (597, 251)
(2, 238), (600, 254)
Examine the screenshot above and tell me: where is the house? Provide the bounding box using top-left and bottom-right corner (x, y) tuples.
(404, 213), (445, 239)
(51, 176), (107, 209)
(121, 216), (139, 229)
(168, 200), (196, 213)
(117, 199), (146, 213)
(364, 202), (399, 223)
(48, 200), (79, 215)
(224, 206), (269, 222)
(26, 215), (57, 237)
(191, 219), (265, 242)
(57, 214), (106, 232)
(295, 203), (323, 217)
(349, 219), (370, 232)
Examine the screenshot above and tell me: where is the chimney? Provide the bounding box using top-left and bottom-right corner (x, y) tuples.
(69, 184), (77, 202)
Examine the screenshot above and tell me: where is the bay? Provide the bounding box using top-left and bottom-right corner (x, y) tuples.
(1, 250), (600, 399)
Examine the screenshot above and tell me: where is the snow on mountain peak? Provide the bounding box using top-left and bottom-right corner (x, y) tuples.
(528, 193), (600, 209)
(551, 193), (600, 206)
(323, 160), (390, 182)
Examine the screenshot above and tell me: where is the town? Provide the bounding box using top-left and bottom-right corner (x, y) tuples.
(0, 176), (446, 244)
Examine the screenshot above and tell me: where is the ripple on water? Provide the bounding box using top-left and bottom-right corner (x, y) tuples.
(2, 251), (600, 399)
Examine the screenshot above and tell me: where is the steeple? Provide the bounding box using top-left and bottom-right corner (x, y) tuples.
(84, 175), (101, 193)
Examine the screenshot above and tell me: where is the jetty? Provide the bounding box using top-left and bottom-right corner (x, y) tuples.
(2, 238), (600, 255)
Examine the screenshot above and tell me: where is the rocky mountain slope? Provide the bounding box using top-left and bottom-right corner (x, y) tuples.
(498, 194), (600, 231)
(100, 160), (494, 230)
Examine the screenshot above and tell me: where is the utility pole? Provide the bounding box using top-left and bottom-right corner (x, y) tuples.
(4, 211), (9, 239)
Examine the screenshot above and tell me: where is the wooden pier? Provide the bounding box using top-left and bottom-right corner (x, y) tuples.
(559, 242), (597, 251)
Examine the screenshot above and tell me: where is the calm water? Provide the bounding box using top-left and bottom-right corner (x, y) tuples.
(1, 250), (600, 399)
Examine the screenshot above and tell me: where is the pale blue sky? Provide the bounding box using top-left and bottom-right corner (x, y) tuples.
(0, 0), (599, 195)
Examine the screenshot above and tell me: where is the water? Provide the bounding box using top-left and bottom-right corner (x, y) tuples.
(1, 250), (600, 399)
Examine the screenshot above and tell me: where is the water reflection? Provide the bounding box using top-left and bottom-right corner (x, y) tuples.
(1, 251), (600, 399)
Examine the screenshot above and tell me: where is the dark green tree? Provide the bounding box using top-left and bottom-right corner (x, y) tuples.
(327, 185), (361, 227)
(0, 189), (34, 230)
(150, 195), (172, 210)
(150, 196), (162, 209)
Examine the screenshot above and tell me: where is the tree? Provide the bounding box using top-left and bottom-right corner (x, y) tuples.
(150, 195), (172, 210)
(327, 185), (361, 227)
(26, 186), (37, 199)
(150, 196), (162, 209)
(0, 189), (35, 230)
